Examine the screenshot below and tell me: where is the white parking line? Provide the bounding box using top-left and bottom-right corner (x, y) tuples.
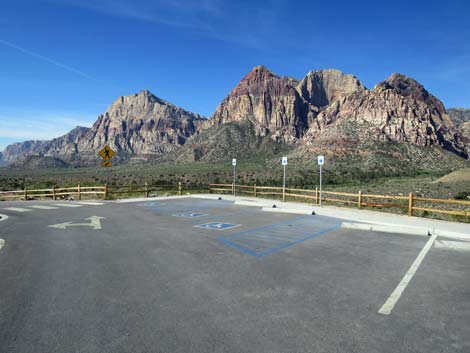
(435, 240), (470, 251)
(0, 239), (4, 250)
(75, 201), (105, 206)
(0, 214), (8, 221)
(29, 205), (58, 210)
(53, 203), (83, 208)
(3, 207), (32, 212)
(378, 233), (438, 315)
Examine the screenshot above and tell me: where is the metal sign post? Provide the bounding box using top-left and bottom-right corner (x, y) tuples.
(318, 155), (324, 207)
(232, 159), (237, 196)
(99, 145), (115, 187)
(282, 157), (287, 202)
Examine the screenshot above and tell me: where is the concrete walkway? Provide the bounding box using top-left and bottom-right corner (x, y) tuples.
(191, 194), (470, 239)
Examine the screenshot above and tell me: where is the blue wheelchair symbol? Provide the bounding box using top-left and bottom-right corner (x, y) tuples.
(195, 222), (240, 230)
(173, 212), (208, 218)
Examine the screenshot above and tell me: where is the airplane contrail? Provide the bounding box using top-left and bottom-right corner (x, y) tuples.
(0, 39), (97, 81)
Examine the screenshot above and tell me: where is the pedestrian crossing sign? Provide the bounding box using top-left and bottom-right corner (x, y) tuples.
(99, 145), (115, 161)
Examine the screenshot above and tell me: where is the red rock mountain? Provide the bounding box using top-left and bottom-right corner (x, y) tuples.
(303, 73), (468, 158)
(2, 90), (205, 165)
(211, 65), (313, 143)
(1, 66), (468, 167)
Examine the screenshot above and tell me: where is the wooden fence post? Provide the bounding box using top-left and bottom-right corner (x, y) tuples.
(408, 192), (414, 216)
(315, 187), (319, 205)
(77, 184), (81, 200)
(254, 184), (257, 197)
(178, 182), (182, 196)
(24, 188), (28, 201)
(104, 184), (108, 200)
(145, 182), (149, 198)
(52, 187), (56, 200)
(358, 190), (362, 209)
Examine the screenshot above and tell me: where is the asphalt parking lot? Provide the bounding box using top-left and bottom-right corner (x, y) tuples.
(0, 197), (469, 353)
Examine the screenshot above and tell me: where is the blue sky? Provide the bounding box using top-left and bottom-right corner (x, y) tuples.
(1, 0), (469, 150)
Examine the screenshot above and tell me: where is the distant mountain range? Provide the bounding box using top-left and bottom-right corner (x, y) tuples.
(1, 66), (469, 175)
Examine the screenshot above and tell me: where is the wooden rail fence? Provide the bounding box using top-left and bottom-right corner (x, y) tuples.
(0, 185), (107, 201)
(108, 182), (183, 198)
(209, 183), (470, 219)
(0, 182), (184, 201)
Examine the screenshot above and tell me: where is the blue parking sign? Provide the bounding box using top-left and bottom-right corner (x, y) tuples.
(173, 212), (208, 218)
(195, 222), (240, 230)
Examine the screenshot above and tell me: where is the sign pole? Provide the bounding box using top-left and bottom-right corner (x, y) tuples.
(317, 155), (324, 207)
(283, 164), (286, 202)
(281, 157), (287, 202)
(319, 164), (322, 207)
(233, 164), (236, 197)
(232, 158), (237, 197)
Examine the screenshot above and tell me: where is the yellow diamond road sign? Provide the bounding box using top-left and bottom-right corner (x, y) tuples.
(102, 160), (113, 167)
(99, 145), (115, 161)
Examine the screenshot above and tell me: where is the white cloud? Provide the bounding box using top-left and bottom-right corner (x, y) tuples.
(0, 111), (95, 150)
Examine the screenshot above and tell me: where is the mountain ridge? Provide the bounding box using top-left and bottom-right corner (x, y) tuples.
(1, 66), (469, 174)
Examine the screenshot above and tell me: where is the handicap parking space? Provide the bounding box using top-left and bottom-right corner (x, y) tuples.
(219, 215), (341, 257)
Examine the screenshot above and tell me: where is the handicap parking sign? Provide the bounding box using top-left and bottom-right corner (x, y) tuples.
(195, 222), (240, 230)
(173, 212), (208, 218)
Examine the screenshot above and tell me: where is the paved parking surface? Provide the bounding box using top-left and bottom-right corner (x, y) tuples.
(0, 197), (469, 353)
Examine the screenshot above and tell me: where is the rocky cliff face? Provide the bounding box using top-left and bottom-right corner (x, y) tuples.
(448, 108), (470, 139)
(76, 90), (205, 162)
(302, 73), (469, 158)
(211, 66), (367, 143)
(2, 90), (205, 165)
(296, 69), (366, 108)
(211, 65), (315, 142)
(2, 126), (90, 163)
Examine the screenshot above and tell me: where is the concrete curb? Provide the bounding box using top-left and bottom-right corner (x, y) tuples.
(115, 195), (190, 203)
(262, 207), (313, 215)
(341, 222), (430, 237)
(433, 229), (470, 241)
(341, 222), (470, 240)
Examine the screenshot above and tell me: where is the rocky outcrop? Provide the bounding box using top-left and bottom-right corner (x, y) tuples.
(211, 66), (315, 142)
(2, 126), (90, 163)
(8, 155), (70, 169)
(77, 90), (205, 162)
(448, 108), (470, 139)
(302, 73), (469, 158)
(2, 90), (205, 165)
(296, 69), (366, 108)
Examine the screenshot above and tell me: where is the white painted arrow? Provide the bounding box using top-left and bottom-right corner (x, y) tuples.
(49, 216), (105, 230)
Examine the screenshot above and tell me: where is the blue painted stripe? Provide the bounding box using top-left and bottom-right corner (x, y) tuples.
(221, 215), (308, 239)
(219, 221), (341, 257)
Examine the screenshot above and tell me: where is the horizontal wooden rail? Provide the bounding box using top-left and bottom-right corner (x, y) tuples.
(363, 193), (408, 200)
(323, 190), (357, 197)
(362, 202), (408, 209)
(284, 193), (316, 199)
(256, 186), (284, 190)
(413, 197), (470, 205)
(256, 191), (284, 196)
(413, 207), (470, 217)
